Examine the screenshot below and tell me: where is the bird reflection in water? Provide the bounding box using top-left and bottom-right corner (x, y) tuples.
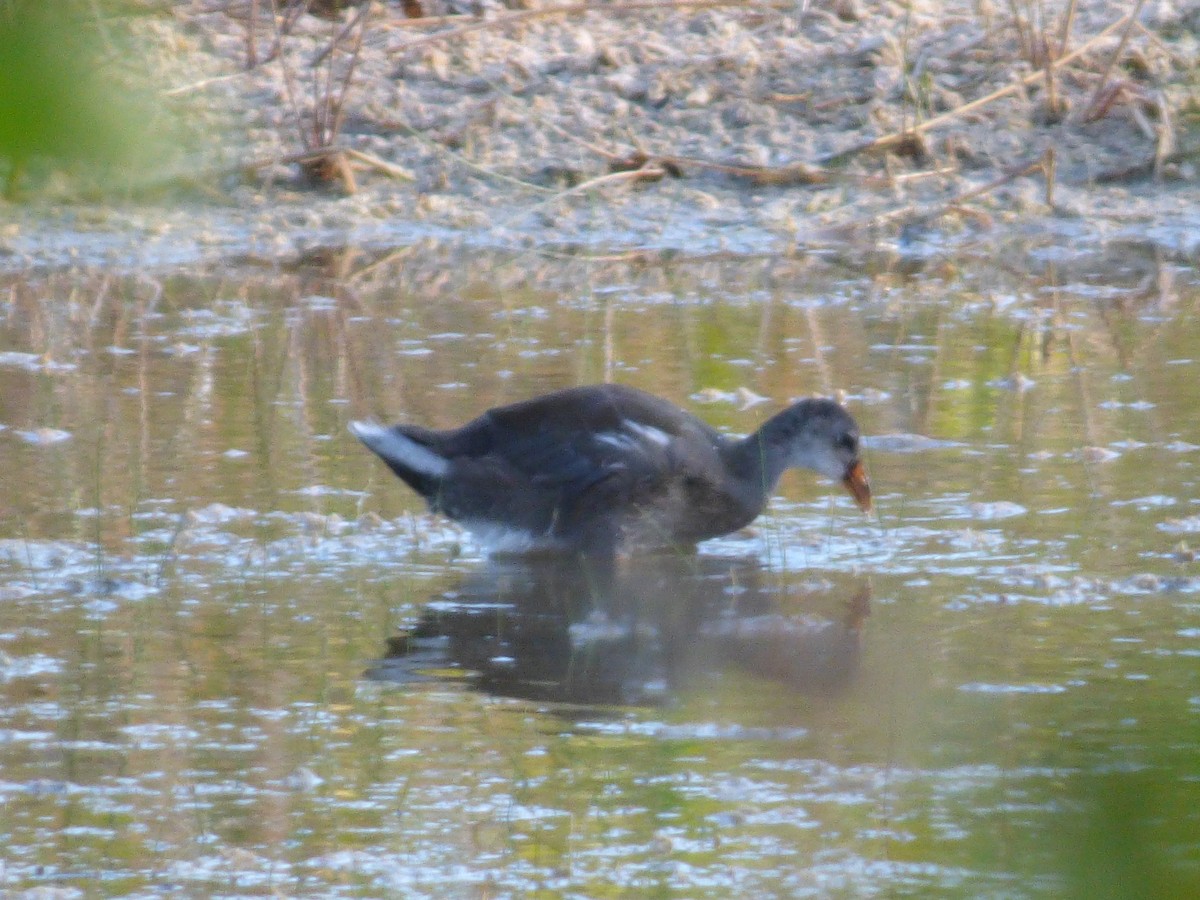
(367, 554), (870, 706)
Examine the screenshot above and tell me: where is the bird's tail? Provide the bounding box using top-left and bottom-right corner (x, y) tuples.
(349, 421), (448, 497)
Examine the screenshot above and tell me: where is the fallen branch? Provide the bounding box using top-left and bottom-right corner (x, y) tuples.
(546, 163), (672, 197)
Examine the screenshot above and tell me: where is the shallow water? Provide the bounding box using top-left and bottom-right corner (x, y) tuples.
(1, 245), (1198, 897)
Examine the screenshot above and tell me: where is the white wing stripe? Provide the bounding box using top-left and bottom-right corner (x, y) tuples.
(622, 421), (672, 447)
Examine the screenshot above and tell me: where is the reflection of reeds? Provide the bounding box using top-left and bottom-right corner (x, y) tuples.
(1, 255), (1199, 894)
(0, 248), (1193, 548)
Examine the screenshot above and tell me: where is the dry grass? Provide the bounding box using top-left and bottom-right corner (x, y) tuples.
(5, 0), (1196, 245)
(177, 0), (1193, 220)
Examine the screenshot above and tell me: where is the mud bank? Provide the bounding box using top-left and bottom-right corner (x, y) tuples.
(3, 0), (1199, 270)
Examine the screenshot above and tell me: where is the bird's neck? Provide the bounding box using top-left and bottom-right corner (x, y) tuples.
(725, 409), (803, 502)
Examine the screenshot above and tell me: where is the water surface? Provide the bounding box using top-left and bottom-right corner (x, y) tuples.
(1, 246), (1198, 897)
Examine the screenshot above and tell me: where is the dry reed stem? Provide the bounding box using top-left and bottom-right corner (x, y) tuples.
(1055, 0), (1078, 59)
(852, 151), (1050, 231)
(310, 0), (377, 66)
(821, 12), (1135, 167)
(163, 71), (252, 97)
(545, 163), (671, 199)
(1078, 0), (1147, 123)
(1043, 145), (1055, 207)
(237, 144), (411, 182)
(386, 114), (556, 193)
(343, 148), (416, 180)
(307, 1), (370, 151)
(503, 164), (671, 230)
(347, 245), (419, 283)
(656, 156), (829, 183)
(1152, 89), (1174, 179)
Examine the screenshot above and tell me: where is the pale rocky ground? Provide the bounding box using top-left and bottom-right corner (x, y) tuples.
(4, 0), (1200, 268)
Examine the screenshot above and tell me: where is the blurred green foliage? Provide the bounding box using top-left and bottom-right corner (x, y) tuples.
(1063, 771), (1200, 900)
(0, 0), (150, 198)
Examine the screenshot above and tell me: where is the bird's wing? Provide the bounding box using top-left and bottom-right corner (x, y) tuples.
(489, 413), (680, 495)
(472, 387), (715, 503)
(412, 385), (729, 526)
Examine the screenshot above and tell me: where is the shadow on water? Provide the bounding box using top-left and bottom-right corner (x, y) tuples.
(367, 552), (869, 706)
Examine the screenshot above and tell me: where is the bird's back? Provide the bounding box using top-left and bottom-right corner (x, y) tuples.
(370, 385), (751, 551)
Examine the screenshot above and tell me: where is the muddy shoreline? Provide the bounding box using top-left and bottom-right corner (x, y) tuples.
(3, 1), (1199, 271)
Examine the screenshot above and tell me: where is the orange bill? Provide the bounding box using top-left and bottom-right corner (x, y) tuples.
(842, 460), (872, 513)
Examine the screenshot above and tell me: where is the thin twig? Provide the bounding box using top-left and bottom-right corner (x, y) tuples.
(343, 148), (416, 180)
(856, 155), (1047, 230)
(325, 3), (370, 144)
(501, 164), (670, 230)
(347, 245), (419, 283)
(386, 114), (555, 193)
(543, 165), (670, 200)
(268, 0), (308, 150)
(162, 70), (251, 97)
(1056, 0), (1078, 59)
(1078, 0), (1147, 123)
(310, 0), (373, 75)
(820, 13), (1133, 167)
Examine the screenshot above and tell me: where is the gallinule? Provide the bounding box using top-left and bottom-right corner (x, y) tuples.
(351, 383), (870, 554)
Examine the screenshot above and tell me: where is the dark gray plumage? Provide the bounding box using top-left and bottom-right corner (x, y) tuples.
(351, 383), (871, 555)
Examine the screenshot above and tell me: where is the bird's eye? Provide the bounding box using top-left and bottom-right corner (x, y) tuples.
(838, 432), (858, 453)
